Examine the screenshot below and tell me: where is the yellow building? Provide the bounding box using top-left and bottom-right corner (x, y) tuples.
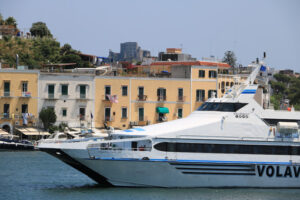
(0, 62), (247, 133)
(0, 69), (39, 133)
(94, 62), (243, 130)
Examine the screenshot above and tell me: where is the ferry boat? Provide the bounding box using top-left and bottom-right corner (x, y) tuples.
(39, 61), (300, 187)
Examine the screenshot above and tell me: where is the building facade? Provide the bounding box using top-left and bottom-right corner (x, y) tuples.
(38, 73), (95, 128)
(94, 63), (242, 130)
(0, 69), (39, 133)
(0, 61), (247, 133)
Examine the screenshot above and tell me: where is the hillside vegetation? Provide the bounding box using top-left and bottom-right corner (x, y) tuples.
(270, 73), (300, 110)
(0, 14), (90, 68)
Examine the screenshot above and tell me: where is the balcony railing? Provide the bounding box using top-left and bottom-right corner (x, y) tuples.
(157, 95), (166, 101)
(48, 93), (55, 99)
(137, 95), (147, 101)
(104, 116), (114, 122)
(1, 113), (10, 119)
(21, 92), (31, 98)
(1, 91), (14, 97)
(196, 98), (205, 102)
(78, 114), (86, 121)
(177, 96), (186, 102)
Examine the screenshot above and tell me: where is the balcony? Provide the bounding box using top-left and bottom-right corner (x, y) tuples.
(76, 93), (89, 101)
(196, 98), (205, 102)
(138, 118), (149, 126)
(137, 95), (147, 101)
(20, 92), (31, 98)
(45, 93), (57, 100)
(1, 113), (11, 119)
(157, 95), (166, 101)
(104, 116), (114, 122)
(177, 96), (186, 102)
(103, 95), (118, 103)
(1, 91), (13, 98)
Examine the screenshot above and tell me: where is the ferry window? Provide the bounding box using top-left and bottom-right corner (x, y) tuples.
(197, 102), (247, 112)
(222, 103), (235, 112)
(154, 142), (300, 155)
(198, 70), (205, 78)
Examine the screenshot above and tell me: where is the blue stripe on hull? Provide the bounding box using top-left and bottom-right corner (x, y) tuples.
(90, 157), (292, 165)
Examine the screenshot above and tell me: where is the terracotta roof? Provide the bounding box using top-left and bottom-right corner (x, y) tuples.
(150, 61), (231, 68)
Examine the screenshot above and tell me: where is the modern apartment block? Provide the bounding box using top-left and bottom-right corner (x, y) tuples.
(108, 42), (151, 62)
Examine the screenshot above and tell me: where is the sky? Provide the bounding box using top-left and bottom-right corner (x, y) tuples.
(1, 0), (300, 71)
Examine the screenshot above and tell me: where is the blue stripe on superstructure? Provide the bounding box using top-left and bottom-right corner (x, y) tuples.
(133, 128), (145, 131)
(89, 157), (291, 165)
(241, 89), (256, 94)
(123, 129), (133, 132)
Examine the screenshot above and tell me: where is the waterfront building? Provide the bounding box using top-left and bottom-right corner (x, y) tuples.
(0, 69), (39, 133)
(0, 60), (249, 132)
(94, 61), (246, 129)
(38, 72), (95, 128)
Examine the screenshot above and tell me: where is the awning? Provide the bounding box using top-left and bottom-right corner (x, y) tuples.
(16, 128), (50, 136)
(156, 107), (169, 114)
(0, 129), (9, 135)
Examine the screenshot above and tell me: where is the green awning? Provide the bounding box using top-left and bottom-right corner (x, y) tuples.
(156, 107), (169, 114)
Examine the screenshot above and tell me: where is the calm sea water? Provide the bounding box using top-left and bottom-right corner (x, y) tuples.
(0, 151), (300, 200)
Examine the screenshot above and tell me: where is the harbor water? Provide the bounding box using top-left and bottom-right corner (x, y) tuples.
(1, 151), (300, 200)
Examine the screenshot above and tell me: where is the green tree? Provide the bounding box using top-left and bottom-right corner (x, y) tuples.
(60, 43), (72, 55)
(61, 54), (82, 64)
(39, 108), (57, 131)
(5, 16), (17, 27)
(30, 22), (52, 38)
(223, 51), (237, 67)
(270, 81), (286, 95)
(273, 73), (291, 83)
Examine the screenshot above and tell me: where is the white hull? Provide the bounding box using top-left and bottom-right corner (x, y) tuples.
(77, 158), (300, 187)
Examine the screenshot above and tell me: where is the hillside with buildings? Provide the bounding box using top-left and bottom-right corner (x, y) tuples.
(0, 14), (281, 140)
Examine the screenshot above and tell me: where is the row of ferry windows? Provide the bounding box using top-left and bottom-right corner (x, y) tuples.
(154, 142), (300, 155)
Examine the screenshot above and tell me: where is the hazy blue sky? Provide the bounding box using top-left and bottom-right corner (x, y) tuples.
(1, 0), (300, 70)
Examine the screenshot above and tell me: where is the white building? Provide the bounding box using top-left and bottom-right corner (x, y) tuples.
(38, 73), (95, 128)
